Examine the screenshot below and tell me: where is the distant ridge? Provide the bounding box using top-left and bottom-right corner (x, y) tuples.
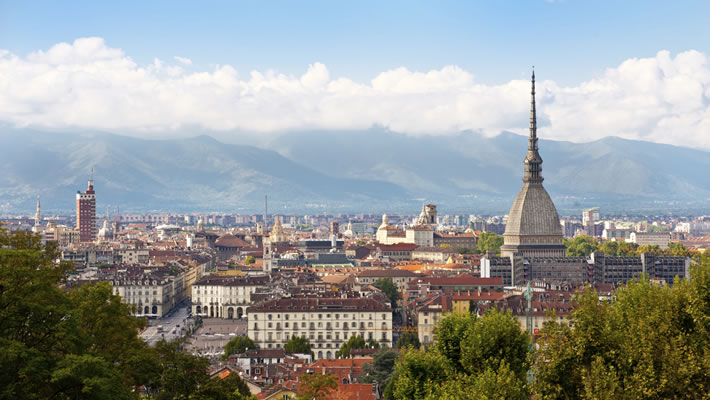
(1, 128), (709, 215)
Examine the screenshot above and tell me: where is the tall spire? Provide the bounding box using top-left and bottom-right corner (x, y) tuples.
(529, 68), (537, 149)
(523, 68), (544, 184)
(35, 195), (41, 224)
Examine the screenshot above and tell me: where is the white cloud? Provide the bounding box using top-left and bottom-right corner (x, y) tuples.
(1, 37), (709, 149)
(174, 56), (192, 65)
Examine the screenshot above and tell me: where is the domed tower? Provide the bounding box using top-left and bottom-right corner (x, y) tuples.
(500, 71), (565, 258)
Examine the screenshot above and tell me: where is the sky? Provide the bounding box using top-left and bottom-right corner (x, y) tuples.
(1, 0), (710, 149)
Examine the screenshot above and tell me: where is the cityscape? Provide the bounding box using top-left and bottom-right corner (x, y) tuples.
(2, 1), (710, 400)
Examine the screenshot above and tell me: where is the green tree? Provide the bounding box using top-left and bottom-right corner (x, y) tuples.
(244, 256), (255, 264)
(434, 312), (475, 372)
(336, 335), (379, 359)
(390, 349), (453, 399)
(637, 244), (661, 254)
(222, 336), (257, 360)
(436, 360), (529, 400)
(375, 277), (399, 308)
(476, 232), (504, 255)
(284, 335), (313, 356)
(598, 240), (619, 255)
(564, 235), (599, 257)
(532, 259), (710, 399)
(459, 310), (530, 380)
(389, 309), (530, 400)
(0, 225), (248, 400)
(0, 227), (144, 399)
(361, 348), (399, 391)
(150, 340), (211, 400)
(455, 247), (478, 255)
(395, 332), (421, 349)
(616, 241), (638, 256)
(191, 372), (253, 400)
(295, 372), (338, 400)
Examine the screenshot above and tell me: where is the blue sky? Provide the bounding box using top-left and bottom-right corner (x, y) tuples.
(2, 0), (709, 85)
(1, 1), (710, 149)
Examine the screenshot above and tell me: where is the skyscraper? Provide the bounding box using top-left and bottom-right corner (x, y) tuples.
(76, 175), (96, 242)
(500, 70), (566, 258)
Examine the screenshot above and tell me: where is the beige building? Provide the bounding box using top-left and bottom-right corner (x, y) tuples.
(115, 248), (150, 264)
(416, 294), (451, 347)
(629, 232), (670, 249)
(107, 270), (176, 317)
(247, 297), (392, 359)
(376, 214), (434, 247)
(192, 275), (269, 319)
(43, 223), (80, 246)
(355, 269), (421, 293)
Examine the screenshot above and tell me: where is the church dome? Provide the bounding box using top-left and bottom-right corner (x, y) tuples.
(504, 183), (562, 237)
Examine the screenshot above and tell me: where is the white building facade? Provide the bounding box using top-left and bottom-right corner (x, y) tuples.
(192, 275), (269, 319)
(247, 297), (392, 360)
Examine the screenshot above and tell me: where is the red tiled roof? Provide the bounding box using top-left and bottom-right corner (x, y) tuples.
(357, 269), (420, 278)
(216, 233), (251, 248)
(247, 297), (390, 312)
(377, 243), (418, 251)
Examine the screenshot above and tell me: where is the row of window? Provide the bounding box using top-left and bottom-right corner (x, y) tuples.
(258, 321), (387, 329)
(257, 331), (388, 344)
(259, 313), (389, 321)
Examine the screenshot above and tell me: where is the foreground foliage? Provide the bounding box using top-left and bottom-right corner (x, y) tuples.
(388, 255), (710, 400)
(532, 256), (710, 399)
(0, 226), (252, 399)
(388, 311), (530, 400)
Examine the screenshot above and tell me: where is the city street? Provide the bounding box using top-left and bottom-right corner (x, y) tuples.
(140, 303), (194, 346)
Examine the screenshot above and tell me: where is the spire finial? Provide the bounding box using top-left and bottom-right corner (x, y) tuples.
(529, 68), (537, 144)
(523, 67), (543, 184)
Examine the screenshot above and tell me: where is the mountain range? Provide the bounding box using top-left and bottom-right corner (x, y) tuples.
(1, 128), (709, 215)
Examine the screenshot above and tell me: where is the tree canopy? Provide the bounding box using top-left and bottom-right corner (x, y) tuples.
(476, 232), (504, 255)
(388, 309), (530, 400)
(296, 372), (338, 400)
(395, 332), (421, 349)
(564, 235), (599, 257)
(375, 277), (399, 308)
(284, 335), (313, 356)
(361, 348), (399, 393)
(336, 335), (380, 359)
(222, 335), (257, 360)
(0, 226), (254, 399)
(532, 256), (710, 399)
